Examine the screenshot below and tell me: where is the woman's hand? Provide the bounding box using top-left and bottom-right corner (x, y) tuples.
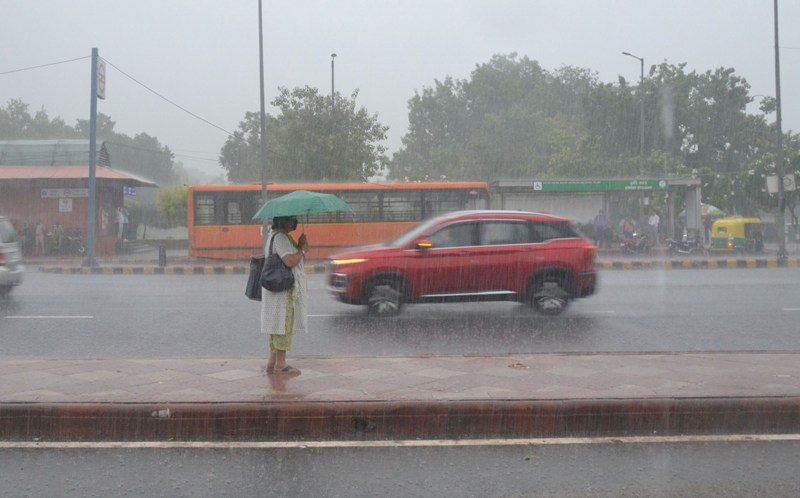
(298, 233), (309, 253)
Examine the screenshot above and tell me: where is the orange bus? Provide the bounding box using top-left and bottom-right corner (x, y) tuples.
(187, 182), (491, 260)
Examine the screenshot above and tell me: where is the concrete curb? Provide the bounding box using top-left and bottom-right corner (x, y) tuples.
(34, 257), (800, 275)
(3, 397), (799, 442)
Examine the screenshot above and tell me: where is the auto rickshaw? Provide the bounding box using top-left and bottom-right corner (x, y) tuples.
(709, 217), (764, 254)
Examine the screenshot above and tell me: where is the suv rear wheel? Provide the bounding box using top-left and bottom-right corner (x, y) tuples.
(365, 276), (405, 317)
(528, 271), (571, 316)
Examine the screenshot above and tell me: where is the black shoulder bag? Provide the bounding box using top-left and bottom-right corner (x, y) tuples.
(245, 255), (265, 301)
(260, 233), (295, 293)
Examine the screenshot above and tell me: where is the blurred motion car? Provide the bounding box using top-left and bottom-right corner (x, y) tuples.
(0, 216), (24, 296)
(328, 210), (597, 316)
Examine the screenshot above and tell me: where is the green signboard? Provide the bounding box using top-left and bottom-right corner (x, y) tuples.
(532, 180), (667, 192)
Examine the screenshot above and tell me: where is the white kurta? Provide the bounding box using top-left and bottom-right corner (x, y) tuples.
(260, 231), (308, 336)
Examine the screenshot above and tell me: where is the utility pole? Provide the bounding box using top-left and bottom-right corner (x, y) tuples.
(258, 0), (268, 241)
(82, 48), (100, 268)
(773, 0), (787, 259)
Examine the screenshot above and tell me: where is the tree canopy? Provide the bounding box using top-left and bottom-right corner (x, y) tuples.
(219, 86), (389, 183)
(390, 54), (797, 178)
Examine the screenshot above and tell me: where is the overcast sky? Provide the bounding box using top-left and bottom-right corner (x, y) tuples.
(3, 0), (799, 178)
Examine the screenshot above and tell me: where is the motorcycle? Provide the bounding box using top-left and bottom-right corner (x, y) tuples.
(665, 231), (708, 257)
(47, 228), (86, 255)
(620, 231), (649, 255)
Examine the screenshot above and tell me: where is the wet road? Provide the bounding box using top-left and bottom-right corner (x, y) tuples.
(1, 269), (799, 357)
(3, 436), (800, 497)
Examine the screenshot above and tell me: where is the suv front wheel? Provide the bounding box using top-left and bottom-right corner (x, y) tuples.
(365, 276), (405, 317)
(528, 271), (571, 316)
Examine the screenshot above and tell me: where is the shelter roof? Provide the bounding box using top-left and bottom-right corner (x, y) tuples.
(0, 165), (157, 187)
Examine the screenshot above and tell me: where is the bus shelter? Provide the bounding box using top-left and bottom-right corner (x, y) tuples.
(490, 178), (703, 242)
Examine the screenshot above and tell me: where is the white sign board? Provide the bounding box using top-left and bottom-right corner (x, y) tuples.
(766, 174), (797, 194)
(41, 188), (89, 198)
(59, 198), (73, 212)
(97, 59), (106, 100)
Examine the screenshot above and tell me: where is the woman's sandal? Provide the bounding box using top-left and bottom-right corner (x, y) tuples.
(269, 365), (301, 376)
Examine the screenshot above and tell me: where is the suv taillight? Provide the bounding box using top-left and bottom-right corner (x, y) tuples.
(0, 250), (5, 265)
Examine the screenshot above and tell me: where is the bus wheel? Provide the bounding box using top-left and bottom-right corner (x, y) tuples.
(366, 277), (404, 317)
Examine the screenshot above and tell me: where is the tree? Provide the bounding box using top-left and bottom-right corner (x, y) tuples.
(389, 53), (799, 197)
(0, 99), (78, 139)
(390, 54), (610, 181)
(219, 86), (389, 183)
(155, 185), (188, 227)
(75, 115), (178, 188)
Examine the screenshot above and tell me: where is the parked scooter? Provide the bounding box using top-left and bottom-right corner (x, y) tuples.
(620, 231), (650, 255)
(665, 230), (708, 257)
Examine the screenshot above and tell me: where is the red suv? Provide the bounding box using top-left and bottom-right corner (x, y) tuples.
(328, 210), (597, 316)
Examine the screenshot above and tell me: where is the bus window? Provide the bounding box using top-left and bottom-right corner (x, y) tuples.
(194, 194), (217, 225)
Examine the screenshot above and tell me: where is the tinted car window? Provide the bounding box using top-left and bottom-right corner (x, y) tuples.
(429, 222), (476, 248)
(479, 220), (531, 245)
(531, 221), (579, 242)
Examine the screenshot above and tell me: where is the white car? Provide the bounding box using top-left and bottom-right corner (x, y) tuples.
(0, 216), (24, 296)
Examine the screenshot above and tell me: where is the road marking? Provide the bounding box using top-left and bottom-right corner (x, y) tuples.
(4, 315), (94, 319)
(4, 434), (800, 450)
(783, 308), (800, 312)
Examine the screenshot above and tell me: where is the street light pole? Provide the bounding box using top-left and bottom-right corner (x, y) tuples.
(622, 51), (645, 177)
(773, 0), (787, 259)
(331, 53), (337, 129)
(258, 0), (268, 242)
(622, 51), (646, 224)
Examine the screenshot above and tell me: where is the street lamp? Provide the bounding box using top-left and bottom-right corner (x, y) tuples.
(622, 51), (645, 178)
(330, 53), (337, 120)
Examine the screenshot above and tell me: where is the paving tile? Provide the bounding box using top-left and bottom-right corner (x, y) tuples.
(204, 369), (262, 381)
(3, 353), (800, 407)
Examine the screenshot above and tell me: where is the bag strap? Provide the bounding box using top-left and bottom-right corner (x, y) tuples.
(268, 232), (276, 256)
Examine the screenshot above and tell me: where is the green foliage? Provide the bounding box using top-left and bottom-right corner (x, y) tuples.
(74, 115), (178, 189)
(155, 185), (188, 227)
(388, 53), (800, 218)
(219, 86), (389, 183)
(0, 99), (79, 139)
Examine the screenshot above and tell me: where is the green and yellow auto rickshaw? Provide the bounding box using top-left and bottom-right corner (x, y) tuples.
(709, 217), (764, 254)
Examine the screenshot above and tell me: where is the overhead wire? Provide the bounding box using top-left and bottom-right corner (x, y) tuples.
(101, 57), (236, 138)
(0, 56), (90, 76)
(2, 55), (262, 166)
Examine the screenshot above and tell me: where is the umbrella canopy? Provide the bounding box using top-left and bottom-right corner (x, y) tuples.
(678, 203), (726, 220)
(252, 190), (352, 221)
(701, 203), (726, 220)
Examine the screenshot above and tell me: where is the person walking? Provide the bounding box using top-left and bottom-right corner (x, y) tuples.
(261, 215), (309, 376)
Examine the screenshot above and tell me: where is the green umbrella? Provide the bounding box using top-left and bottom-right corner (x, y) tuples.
(701, 203), (726, 220)
(252, 190), (352, 221)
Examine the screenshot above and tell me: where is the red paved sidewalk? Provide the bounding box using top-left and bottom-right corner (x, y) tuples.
(2, 353), (800, 441)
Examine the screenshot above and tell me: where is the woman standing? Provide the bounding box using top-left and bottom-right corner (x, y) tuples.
(261, 215), (309, 375)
